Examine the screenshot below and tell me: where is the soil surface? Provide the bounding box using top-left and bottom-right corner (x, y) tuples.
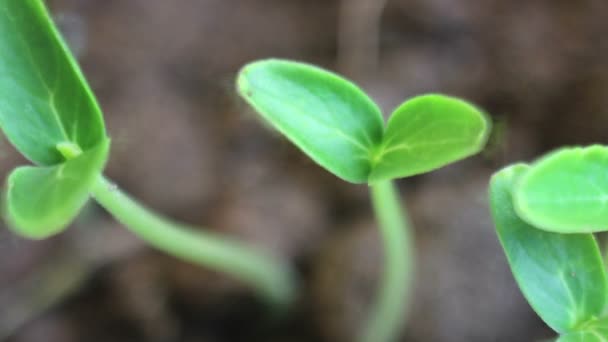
(2, 0), (608, 341)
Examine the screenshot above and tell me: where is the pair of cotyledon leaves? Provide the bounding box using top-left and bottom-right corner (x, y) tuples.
(0, 0), (109, 238)
(490, 147), (608, 339)
(0, 2), (491, 239)
(13, 2), (604, 337)
(238, 61), (490, 184)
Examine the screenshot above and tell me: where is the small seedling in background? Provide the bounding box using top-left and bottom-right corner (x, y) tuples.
(489, 147), (608, 341)
(238, 59), (490, 342)
(0, 0), (295, 306)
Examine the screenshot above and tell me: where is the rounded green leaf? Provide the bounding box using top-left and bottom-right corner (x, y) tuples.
(514, 146), (608, 233)
(490, 164), (608, 333)
(6, 139), (110, 239)
(369, 94), (489, 182)
(237, 59), (384, 183)
(0, 0), (106, 165)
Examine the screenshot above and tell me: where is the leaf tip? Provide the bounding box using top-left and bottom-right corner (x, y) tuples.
(236, 59), (290, 99)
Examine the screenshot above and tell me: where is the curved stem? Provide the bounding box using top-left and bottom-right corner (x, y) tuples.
(90, 175), (296, 307)
(363, 180), (414, 342)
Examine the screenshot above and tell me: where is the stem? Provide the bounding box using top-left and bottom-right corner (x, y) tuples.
(363, 180), (414, 342)
(90, 175), (296, 307)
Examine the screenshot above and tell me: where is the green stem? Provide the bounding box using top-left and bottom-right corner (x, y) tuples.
(90, 175), (296, 307)
(363, 180), (414, 342)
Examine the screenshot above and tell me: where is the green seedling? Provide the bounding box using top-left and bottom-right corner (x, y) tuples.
(489, 147), (608, 340)
(0, 0), (295, 306)
(237, 59), (490, 341)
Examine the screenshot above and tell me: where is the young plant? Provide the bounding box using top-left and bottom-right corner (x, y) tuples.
(489, 147), (608, 341)
(0, 0), (295, 306)
(237, 59), (490, 341)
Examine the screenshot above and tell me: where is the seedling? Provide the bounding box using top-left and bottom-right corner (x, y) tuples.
(237, 59), (490, 341)
(0, 0), (295, 306)
(489, 147), (608, 340)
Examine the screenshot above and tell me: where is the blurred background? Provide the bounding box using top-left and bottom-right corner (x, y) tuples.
(1, 0), (608, 341)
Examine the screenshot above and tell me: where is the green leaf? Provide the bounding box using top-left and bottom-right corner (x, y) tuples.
(558, 331), (607, 342)
(0, 0), (106, 165)
(556, 331), (608, 342)
(237, 59), (384, 183)
(369, 94), (489, 182)
(238, 60), (490, 183)
(514, 146), (608, 233)
(489, 164), (608, 333)
(6, 138), (110, 239)
(558, 317), (608, 341)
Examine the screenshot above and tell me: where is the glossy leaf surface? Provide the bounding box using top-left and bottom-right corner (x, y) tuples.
(369, 94), (489, 182)
(490, 164), (608, 333)
(558, 332), (607, 342)
(0, 0), (106, 165)
(558, 317), (608, 341)
(514, 146), (608, 233)
(238, 60), (489, 183)
(6, 139), (109, 239)
(237, 59), (384, 183)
